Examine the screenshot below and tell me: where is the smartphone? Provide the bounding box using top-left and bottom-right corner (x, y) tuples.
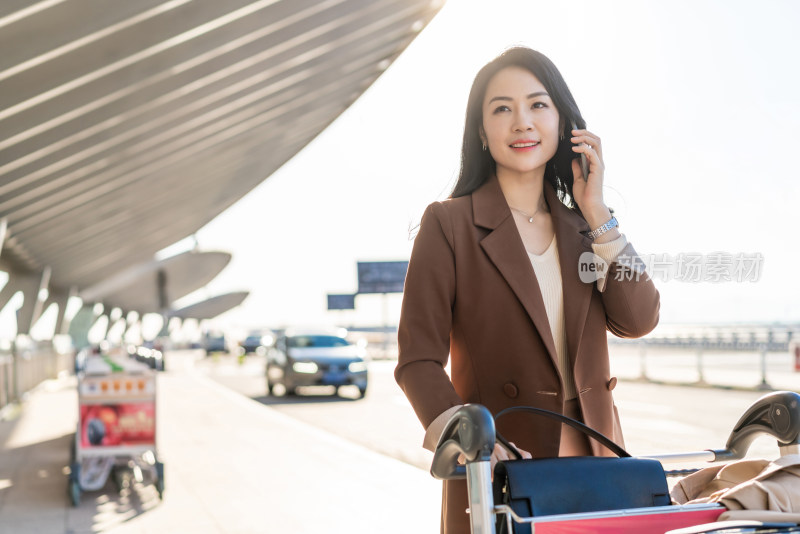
(571, 121), (589, 182)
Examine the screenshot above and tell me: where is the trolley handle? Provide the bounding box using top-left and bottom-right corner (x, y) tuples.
(430, 392), (800, 478)
(644, 391), (800, 467)
(430, 404), (495, 480)
(718, 390), (800, 460)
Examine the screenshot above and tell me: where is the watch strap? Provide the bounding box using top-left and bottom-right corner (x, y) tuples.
(588, 216), (619, 239)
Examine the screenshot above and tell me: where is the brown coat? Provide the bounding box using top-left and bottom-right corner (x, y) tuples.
(395, 176), (660, 533)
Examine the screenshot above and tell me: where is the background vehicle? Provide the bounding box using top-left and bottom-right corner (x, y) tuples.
(129, 344), (164, 371)
(239, 331), (275, 355)
(266, 328), (368, 398)
(202, 331), (228, 355)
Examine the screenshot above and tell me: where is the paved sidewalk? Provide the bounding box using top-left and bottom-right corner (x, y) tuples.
(3, 347), (796, 534)
(0, 352), (440, 534)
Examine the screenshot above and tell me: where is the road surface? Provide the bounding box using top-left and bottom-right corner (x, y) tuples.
(197, 352), (782, 472)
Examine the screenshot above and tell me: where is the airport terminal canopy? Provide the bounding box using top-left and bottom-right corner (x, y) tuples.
(79, 251), (233, 313)
(0, 0), (442, 325)
(169, 292), (250, 321)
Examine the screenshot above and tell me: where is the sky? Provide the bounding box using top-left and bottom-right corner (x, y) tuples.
(162, 0), (800, 336)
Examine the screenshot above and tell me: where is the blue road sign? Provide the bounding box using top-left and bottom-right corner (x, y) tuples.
(357, 261), (408, 294)
(327, 294), (356, 310)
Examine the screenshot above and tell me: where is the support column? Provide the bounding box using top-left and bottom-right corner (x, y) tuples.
(30, 266), (51, 330)
(157, 315), (171, 339)
(122, 311), (140, 345)
(165, 316), (182, 338)
(156, 268), (170, 342)
(13, 269), (50, 336)
(114, 310), (134, 344)
(0, 280), (17, 314)
(68, 305), (100, 350)
(52, 287), (77, 336)
(0, 218), (7, 261)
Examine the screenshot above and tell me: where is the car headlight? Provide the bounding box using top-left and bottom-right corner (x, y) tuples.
(292, 361), (319, 374)
(348, 361), (368, 373)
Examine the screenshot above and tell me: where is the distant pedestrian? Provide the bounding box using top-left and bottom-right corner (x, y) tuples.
(394, 46), (660, 533)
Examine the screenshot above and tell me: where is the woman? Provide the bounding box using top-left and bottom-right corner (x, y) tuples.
(394, 47), (660, 533)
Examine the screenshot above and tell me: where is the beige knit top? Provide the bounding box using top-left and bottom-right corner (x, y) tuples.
(527, 234), (575, 399)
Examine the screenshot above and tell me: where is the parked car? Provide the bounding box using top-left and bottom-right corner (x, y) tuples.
(266, 328), (368, 398)
(239, 331), (274, 355)
(128, 344), (164, 371)
(203, 332), (227, 355)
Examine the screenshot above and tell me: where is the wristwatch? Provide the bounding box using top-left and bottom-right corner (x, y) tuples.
(588, 216), (618, 239)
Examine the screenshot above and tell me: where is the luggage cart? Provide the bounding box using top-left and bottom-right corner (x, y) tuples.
(68, 351), (164, 506)
(431, 391), (800, 534)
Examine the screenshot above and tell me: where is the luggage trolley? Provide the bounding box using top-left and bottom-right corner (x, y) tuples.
(431, 391), (800, 534)
(68, 350), (164, 506)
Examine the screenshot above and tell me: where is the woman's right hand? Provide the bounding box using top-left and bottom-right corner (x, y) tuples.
(458, 441), (533, 475)
(490, 442), (532, 471)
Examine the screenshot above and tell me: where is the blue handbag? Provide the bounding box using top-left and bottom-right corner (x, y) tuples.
(492, 406), (671, 534)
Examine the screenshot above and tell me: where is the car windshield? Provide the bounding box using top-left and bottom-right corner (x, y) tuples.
(288, 335), (349, 348)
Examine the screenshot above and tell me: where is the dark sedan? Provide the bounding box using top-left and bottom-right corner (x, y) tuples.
(239, 332), (274, 355)
(266, 329), (368, 398)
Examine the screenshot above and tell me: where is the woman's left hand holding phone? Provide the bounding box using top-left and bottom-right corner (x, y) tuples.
(570, 128), (618, 238)
(569, 128), (605, 204)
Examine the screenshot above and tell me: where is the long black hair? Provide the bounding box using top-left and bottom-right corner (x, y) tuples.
(450, 47), (586, 209)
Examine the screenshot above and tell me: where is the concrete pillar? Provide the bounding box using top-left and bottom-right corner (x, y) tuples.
(68, 305), (99, 350)
(31, 266), (51, 329)
(130, 317), (144, 345)
(157, 269), (169, 311)
(170, 316), (183, 335)
(51, 287), (77, 336)
(105, 309), (128, 344)
(12, 269), (50, 335)
(122, 311), (141, 344)
(157, 314), (172, 339)
(0, 218), (7, 261)
(0, 279), (17, 313)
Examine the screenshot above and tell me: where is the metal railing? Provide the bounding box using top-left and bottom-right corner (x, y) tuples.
(609, 324), (800, 390)
(0, 352), (12, 409)
(0, 338), (73, 412)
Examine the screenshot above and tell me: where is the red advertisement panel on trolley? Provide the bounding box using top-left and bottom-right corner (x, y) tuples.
(79, 402), (155, 448)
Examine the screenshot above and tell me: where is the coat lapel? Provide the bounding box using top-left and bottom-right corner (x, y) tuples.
(545, 184), (595, 370)
(473, 176), (595, 375)
(474, 177), (559, 370)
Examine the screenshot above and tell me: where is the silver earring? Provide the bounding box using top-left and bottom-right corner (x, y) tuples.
(482, 142), (487, 151)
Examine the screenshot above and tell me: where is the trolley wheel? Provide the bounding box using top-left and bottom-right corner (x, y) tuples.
(69, 479), (81, 507)
(112, 466), (125, 492)
(155, 462), (164, 500)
